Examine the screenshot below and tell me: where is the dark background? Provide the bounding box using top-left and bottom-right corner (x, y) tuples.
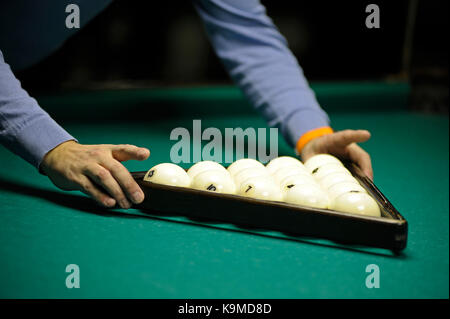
(14, 0), (449, 113)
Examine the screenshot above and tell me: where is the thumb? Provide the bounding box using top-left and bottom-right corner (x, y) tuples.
(111, 144), (150, 162)
(331, 130), (371, 148)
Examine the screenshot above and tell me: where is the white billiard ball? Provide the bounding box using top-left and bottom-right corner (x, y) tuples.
(304, 154), (343, 172)
(283, 184), (329, 209)
(191, 169), (236, 194)
(187, 161), (227, 179)
(144, 163), (191, 187)
(266, 156), (305, 174)
(227, 158), (265, 177)
(272, 166), (310, 185)
(279, 173), (318, 190)
(233, 167), (270, 188)
(319, 172), (359, 190)
(311, 163), (350, 181)
(238, 175), (283, 201)
(331, 192), (381, 217)
(327, 181), (367, 201)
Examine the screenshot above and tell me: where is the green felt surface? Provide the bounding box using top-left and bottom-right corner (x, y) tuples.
(36, 81), (410, 121)
(0, 82), (448, 298)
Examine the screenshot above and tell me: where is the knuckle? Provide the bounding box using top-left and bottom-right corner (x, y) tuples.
(110, 162), (124, 172)
(360, 149), (369, 157)
(343, 130), (353, 137)
(88, 149), (101, 157)
(117, 144), (128, 150)
(124, 145), (136, 153)
(94, 168), (109, 180)
(82, 182), (92, 192)
(87, 147), (107, 158)
(124, 180), (138, 192)
(113, 161), (124, 169)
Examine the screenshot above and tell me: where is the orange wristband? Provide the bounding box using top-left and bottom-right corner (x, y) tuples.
(296, 126), (334, 154)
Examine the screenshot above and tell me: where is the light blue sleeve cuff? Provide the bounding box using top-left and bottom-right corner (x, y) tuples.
(2, 112), (77, 170)
(19, 116), (77, 170)
(283, 108), (331, 148)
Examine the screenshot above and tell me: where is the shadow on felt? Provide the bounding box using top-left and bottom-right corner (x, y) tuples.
(0, 176), (407, 259)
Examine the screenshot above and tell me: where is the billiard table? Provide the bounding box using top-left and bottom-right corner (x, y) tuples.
(0, 81), (448, 298)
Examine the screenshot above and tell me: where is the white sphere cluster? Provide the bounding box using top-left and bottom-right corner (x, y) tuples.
(143, 154), (381, 217)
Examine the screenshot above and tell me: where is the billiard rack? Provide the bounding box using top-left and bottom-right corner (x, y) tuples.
(131, 163), (407, 252)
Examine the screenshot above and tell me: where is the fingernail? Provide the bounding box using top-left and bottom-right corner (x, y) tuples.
(105, 198), (115, 207)
(132, 191), (144, 203)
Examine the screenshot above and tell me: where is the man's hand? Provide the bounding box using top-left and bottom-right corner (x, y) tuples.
(300, 129), (373, 180)
(40, 140), (150, 208)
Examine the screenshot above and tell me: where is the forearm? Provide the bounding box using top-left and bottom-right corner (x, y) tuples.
(0, 50), (76, 169)
(194, 0), (331, 150)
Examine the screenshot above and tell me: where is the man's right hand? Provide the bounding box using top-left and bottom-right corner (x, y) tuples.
(40, 140), (150, 209)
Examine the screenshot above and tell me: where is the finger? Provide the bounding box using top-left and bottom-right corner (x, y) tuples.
(76, 175), (117, 208)
(84, 164), (131, 209)
(330, 130), (371, 149)
(347, 144), (373, 180)
(111, 144), (150, 162)
(101, 159), (145, 204)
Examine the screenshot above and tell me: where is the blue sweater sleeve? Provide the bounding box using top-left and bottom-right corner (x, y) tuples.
(0, 50), (76, 169)
(193, 0), (331, 147)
